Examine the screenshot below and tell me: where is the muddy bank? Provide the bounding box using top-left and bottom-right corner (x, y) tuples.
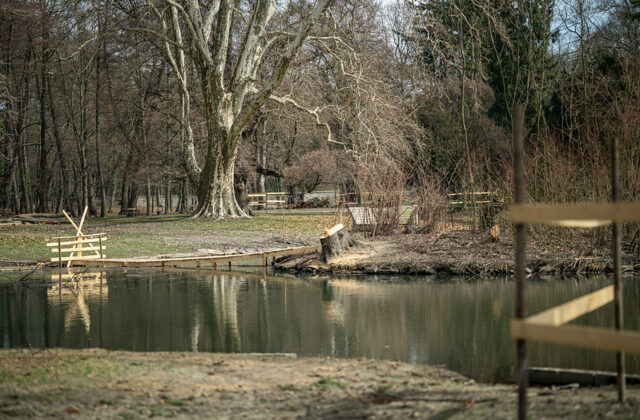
(276, 230), (640, 276)
(0, 348), (637, 419)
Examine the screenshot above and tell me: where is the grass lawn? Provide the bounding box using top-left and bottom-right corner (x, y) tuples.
(0, 212), (337, 261)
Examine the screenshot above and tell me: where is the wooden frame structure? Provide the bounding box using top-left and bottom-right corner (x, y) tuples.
(509, 104), (635, 419)
(47, 233), (108, 267)
(46, 207), (108, 268)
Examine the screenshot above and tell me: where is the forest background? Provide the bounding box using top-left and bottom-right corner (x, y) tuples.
(1, 0), (639, 229)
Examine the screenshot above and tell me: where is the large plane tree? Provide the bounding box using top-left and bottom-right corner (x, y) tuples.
(142, 0), (334, 218)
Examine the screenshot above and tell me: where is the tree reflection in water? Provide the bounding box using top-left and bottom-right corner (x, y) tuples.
(0, 270), (638, 383)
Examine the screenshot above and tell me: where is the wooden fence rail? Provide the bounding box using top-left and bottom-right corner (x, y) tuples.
(510, 284), (640, 354)
(46, 233), (107, 268)
(509, 103), (632, 419)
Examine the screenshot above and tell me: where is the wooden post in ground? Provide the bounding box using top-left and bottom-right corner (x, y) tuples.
(57, 238), (62, 268)
(612, 135), (626, 402)
(512, 103), (528, 420)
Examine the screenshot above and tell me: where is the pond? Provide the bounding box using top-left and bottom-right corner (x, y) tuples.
(1, 269), (638, 383)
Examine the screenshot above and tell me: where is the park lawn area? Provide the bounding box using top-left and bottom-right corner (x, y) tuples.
(0, 213), (336, 262)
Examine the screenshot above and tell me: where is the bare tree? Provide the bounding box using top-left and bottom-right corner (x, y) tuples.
(139, 0), (334, 218)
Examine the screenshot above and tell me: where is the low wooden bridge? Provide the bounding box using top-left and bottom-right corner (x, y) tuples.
(68, 244), (320, 269)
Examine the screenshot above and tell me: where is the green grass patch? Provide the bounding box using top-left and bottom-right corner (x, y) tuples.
(0, 213), (335, 261)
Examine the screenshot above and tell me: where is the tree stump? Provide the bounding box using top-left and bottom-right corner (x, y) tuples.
(320, 224), (357, 263)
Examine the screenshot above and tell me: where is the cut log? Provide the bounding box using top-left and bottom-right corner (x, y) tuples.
(320, 223), (358, 263)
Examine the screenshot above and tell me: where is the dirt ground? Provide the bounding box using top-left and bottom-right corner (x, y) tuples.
(277, 225), (640, 276)
(0, 348), (637, 419)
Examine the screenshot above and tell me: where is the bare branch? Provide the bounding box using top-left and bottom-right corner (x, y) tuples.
(266, 91), (340, 146)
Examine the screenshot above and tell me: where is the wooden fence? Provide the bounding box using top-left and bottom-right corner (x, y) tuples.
(510, 282), (640, 354)
(47, 233), (107, 268)
(248, 192), (290, 209)
(509, 104), (635, 419)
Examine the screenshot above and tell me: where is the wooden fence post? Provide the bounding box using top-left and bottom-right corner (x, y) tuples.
(512, 103), (528, 420)
(57, 238), (62, 268)
(612, 135), (626, 402)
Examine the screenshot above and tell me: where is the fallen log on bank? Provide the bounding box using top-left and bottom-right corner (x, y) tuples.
(320, 223), (358, 263)
(3, 213), (71, 225)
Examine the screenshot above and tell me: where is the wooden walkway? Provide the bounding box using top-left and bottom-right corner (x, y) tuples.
(70, 244), (320, 268)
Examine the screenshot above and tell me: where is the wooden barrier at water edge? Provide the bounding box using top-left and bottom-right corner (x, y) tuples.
(509, 103), (639, 419)
(70, 244), (320, 269)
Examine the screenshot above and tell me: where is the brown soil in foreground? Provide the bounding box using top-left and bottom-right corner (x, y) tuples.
(278, 227), (640, 276)
(0, 348), (637, 419)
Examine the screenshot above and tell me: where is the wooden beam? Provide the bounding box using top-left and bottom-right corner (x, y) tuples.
(51, 254), (106, 263)
(527, 285), (614, 326)
(51, 233), (106, 240)
(51, 246), (106, 253)
(508, 203), (640, 226)
(76, 206), (88, 235)
(62, 210), (80, 232)
(47, 237), (107, 247)
(511, 320), (640, 355)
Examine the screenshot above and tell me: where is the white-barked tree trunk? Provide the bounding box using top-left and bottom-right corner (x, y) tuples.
(147, 0), (334, 218)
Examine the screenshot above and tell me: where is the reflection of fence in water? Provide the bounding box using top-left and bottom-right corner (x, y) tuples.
(49, 271), (107, 335)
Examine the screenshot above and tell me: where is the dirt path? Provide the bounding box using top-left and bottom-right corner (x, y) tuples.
(0, 349), (637, 419)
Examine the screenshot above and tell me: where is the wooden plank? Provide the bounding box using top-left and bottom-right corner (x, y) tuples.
(74, 245), (319, 267)
(51, 254), (106, 262)
(51, 246), (106, 253)
(508, 203), (640, 226)
(51, 233), (106, 240)
(62, 209), (81, 233)
(511, 320), (640, 355)
(527, 285), (614, 326)
(47, 237), (107, 247)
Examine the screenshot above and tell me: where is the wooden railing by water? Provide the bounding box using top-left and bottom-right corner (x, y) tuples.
(509, 103), (637, 419)
(47, 233), (108, 267)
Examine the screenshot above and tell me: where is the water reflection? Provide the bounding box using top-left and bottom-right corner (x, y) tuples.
(49, 272), (105, 335)
(0, 269), (638, 383)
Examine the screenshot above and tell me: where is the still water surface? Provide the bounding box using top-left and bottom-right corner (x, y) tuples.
(1, 270), (638, 383)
